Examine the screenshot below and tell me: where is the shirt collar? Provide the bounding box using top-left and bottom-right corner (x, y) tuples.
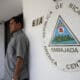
(13, 29), (23, 37)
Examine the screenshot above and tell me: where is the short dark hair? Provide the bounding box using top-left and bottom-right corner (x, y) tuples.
(10, 14), (24, 28)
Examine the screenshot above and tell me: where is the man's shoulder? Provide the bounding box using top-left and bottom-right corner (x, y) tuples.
(16, 31), (29, 43)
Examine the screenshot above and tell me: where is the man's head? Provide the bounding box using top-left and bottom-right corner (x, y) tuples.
(9, 15), (23, 33)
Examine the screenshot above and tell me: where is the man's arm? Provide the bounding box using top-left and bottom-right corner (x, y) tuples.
(13, 35), (29, 80)
(13, 57), (24, 80)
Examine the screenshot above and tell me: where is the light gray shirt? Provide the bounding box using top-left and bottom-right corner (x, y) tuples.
(4, 30), (29, 80)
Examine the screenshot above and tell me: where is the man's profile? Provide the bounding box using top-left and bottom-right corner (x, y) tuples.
(3, 15), (29, 80)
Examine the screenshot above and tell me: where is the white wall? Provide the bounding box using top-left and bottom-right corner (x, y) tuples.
(0, 0), (22, 21)
(23, 0), (80, 80)
(0, 23), (5, 79)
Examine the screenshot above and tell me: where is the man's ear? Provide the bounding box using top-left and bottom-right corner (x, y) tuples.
(17, 23), (22, 28)
(19, 23), (21, 26)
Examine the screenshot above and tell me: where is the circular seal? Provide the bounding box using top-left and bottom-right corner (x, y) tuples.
(43, 0), (80, 71)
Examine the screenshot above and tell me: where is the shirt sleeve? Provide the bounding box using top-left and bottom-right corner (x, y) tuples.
(16, 36), (28, 59)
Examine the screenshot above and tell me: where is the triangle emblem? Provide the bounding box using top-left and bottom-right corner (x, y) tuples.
(50, 15), (80, 46)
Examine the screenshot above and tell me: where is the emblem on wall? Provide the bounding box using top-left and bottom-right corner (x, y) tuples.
(50, 15), (80, 46)
(43, 0), (80, 72)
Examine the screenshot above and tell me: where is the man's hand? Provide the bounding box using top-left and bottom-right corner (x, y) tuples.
(13, 57), (24, 80)
(12, 77), (18, 80)
(12, 75), (19, 80)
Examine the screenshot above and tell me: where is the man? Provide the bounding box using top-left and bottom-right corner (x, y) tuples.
(4, 15), (29, 80)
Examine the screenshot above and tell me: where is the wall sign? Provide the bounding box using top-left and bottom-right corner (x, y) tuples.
(32, 16), (43, 27)
(43, 0), (80, 71)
